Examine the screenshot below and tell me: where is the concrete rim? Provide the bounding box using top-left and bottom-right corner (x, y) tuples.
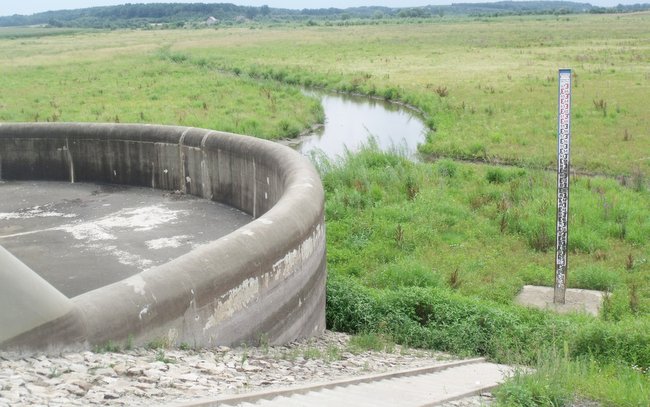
(0, 122), (326, 353)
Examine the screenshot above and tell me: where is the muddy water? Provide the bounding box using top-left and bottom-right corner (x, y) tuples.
(288, 91), (428, 161)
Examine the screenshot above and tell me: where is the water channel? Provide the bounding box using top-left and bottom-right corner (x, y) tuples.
(284, 91), (428, 161)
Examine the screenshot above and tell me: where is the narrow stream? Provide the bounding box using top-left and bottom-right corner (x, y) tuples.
(285, 91), (428, 161)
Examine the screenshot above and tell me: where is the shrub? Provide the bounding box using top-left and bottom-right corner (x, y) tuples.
(495, 350), (573, 407)
(572, 318), (650, 368)
(600, 288), (632, 322)
(511, 215), (554, 252)
(486, 168), (507, 184)
(93, 340), (121, 353)
(520, 264), (554, 286)
(497, 355), (650, 407)
(382, 87), (400, 100)
(326, 277), (650, 369)
(527, 223), (554, 252)
(369, 261), (443, 289)
(569, 229), (607, 254)
(326, 276), (378, 333)
(405, 175), (419, 200)
(348, 333), (394, 353)
(169, 53), (187, 63)
(468, 142), (487, 159)
(277, 118), (300, 137)
(570, 265), (621, 292)
(434, 85), (449, 97)
(435, 159), (457, 178)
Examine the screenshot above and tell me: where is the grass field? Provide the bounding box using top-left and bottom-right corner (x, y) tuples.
(321, 151), (649, 307)
(2, 14), (649, 176)
(0, 29), (323, 139)
(1, 13), (649, 405)
(173, 13), (650, 177)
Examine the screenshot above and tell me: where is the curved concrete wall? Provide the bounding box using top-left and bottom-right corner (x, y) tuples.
(0, 123), (326, 353)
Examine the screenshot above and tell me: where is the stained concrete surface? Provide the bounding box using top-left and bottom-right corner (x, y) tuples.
(0, 180), (252, 298)
(515, 285), (605, 316)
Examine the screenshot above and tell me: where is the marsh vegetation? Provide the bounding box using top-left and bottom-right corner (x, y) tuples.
(1, 12), (648, 405)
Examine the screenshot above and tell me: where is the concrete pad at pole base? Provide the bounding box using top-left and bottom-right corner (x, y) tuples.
(0, 245), (74, 343)
(515, 285), (605, 316)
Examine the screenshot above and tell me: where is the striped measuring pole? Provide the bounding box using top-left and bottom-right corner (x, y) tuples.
(554, 69), (572, 304)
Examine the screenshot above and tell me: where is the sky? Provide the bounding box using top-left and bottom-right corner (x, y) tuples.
(0, 0), (639, 17)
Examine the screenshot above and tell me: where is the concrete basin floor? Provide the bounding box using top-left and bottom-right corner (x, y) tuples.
(0, 180), (252, 297)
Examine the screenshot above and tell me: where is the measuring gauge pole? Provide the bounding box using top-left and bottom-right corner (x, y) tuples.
(554, 69), (572, 304)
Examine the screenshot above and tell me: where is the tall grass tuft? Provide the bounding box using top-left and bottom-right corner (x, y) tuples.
(496, 350), (650, 406)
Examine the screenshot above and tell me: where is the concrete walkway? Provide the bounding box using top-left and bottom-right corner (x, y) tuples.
(0, 181), (251, 297)
(178, 358), (515, 407)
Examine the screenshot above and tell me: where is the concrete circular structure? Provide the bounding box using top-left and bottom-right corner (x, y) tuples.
(0, 123), (326, 353)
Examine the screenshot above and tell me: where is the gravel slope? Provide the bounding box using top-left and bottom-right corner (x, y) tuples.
(1, 331), (466, 406)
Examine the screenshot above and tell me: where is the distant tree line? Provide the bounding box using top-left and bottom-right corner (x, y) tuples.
(1, 2), (648, 28)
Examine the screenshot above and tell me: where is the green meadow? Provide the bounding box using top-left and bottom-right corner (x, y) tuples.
(1, 13), (648, 405)
(174, 13), (650, 177)
(0, 28), (323, 139)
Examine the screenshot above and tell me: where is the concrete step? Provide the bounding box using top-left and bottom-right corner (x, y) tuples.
(176, 358), (515, 407)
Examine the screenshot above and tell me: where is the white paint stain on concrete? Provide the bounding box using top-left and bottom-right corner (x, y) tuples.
(65, 223), (117, 241)
(60, 205), (187, 242)
(139, 304), (150, 320)
(0, 205), (77, 220)
(272, 223), (323, 281)
(99, 206), (183, 231)
(258, 218), (273, 225)
(109, 247), (154, 269)
(145, 235), (191, 250)
(74, 243), (153, 271)
(241, 229), (255, 236)
(126, 275), (147, 296)
(201, 224), (323, 330)
(203, 277), (259, 332)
